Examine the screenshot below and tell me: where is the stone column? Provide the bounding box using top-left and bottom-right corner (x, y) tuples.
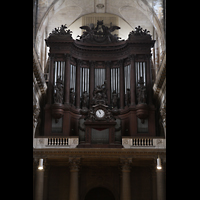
(156, 160), (166, 200)
(43, 165), (50, 200)
(69, 158), (80, 200)
(34, 159), (45, 200)
(120, 158), (132, 200)
(151, 166), (157, 200)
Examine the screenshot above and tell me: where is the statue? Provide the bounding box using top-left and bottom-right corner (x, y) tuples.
(54, 77), (63, 104)
(77, 20), (121, 43)
(125, 88), (131, 106)
(81, 91), (89, 109)
(136, 77), (146, 104)
(92, 80), (108, 105)
(70, 88), (76, 105)
(112, 90), (118, 108)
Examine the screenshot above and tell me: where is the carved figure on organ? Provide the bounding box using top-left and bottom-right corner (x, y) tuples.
(112, 90), (118, 108)
(125, 88), (131, 106)
(54, 77), (64, 104)
(81, 91), (89, 109)
(70, 88), (75, 105)
(136, 77), (146, 104)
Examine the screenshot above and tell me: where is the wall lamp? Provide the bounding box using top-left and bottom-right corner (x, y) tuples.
(157, 156), (162, 170)
(38, 158), (43, 170)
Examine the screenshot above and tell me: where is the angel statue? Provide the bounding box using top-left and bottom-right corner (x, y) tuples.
(77, 23), (96, 41)
(77, 20), (121, 43)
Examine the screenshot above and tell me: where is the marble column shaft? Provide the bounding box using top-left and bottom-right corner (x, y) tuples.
(69, 158), (80, 200)
(35, 167), (44, 200)
(120, 158), (132, 200)
(156, 168), (166, 200)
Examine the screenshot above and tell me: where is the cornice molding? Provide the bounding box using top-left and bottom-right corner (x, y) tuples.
(33, 148), (166, 159)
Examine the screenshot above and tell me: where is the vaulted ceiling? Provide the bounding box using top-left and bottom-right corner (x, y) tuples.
(34, 0), (165, 57)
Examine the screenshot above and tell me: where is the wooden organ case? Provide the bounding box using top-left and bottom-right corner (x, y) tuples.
(44, 22), (156, 148)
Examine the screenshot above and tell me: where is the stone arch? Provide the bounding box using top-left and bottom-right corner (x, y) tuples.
(81, 181), (119, 200)
(84, 187), (115, 200)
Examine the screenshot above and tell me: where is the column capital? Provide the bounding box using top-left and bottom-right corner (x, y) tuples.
(128, 54), (135, 60)
(120, 157), (132, 200)
(69, 157), (81, 171)
(120, 158), (132, 172)
(76, 59), (83, 66)
(105, 60), (111, 67)
(64, 53), (71, 59)
(89, 60), (95, 67)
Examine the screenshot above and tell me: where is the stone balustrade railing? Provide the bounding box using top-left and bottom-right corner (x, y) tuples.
(122, 137), (166, 149)
(33, 136), (79, 149)
(33, 136), (165, 149)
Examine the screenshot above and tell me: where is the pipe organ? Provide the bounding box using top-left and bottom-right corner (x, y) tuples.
(44, 22), (156, 147)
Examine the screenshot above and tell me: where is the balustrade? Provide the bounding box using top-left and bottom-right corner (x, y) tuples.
(33, 137), (79, 148)
(132, 138), (153, 146)
(122, 137), (166, 148)
(48, 138), (68, 146)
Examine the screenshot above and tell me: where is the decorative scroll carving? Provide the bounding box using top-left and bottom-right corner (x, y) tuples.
(77, 20), (121, 43)
(54, 77), (64, 104)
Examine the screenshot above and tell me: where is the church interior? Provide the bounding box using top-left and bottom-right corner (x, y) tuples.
(33, 1), (166, 200)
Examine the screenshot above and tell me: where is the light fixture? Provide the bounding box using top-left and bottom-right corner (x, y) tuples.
(38, 158), (43, 170)
(157, 156), (162, 170)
